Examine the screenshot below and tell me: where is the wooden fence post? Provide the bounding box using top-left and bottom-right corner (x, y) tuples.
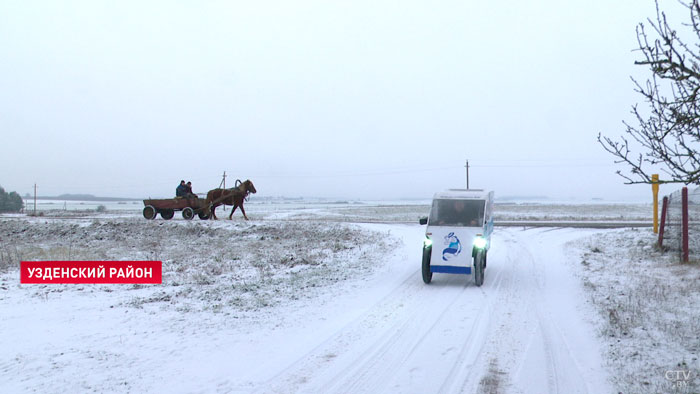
(658, 196), (668, 247)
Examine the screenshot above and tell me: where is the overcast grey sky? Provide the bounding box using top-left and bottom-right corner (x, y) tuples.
(0, 0), (688, 200)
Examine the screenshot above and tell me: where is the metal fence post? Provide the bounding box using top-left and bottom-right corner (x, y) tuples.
(682, 187), (689, 262)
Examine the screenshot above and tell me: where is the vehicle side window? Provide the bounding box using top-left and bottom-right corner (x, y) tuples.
(485, 199), (493, 223)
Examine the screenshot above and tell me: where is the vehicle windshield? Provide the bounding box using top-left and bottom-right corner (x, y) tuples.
(428, 199), (485, 227)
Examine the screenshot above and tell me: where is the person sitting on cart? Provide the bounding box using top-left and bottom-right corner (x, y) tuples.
(185, 181), (197, 199)
(176, 180), (187, 198)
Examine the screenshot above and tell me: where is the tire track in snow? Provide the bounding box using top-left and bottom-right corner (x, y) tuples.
(315, 235), (512, 394)
(455, 228), (539, 394)
(264, 272), (481, 393)
(258, 272), (424, 392)
(320, 278), (474, 394)
(440, 249), (514, 394)
(510, 228), (604, 394)
(330, 237), (514, 394)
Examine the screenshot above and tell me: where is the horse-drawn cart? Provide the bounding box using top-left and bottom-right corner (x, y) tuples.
(142, 179), (257, 221)
(142, 197), (211, 220)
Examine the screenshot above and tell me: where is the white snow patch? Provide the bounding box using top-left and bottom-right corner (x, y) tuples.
(568, 228), (700, 393)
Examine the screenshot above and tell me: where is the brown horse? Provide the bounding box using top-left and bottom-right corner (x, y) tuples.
(205, 179), (257, 220)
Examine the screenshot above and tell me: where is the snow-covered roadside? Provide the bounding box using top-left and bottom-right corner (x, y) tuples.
(568, 229), (700, 393)
(0, 218), (399, 393)
(0, 218), (394, 313)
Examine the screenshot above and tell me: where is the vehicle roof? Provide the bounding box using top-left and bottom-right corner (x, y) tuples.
(432, 189), (492, 200)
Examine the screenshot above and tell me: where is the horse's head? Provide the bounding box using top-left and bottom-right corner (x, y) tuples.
(244, 179), (257, 194)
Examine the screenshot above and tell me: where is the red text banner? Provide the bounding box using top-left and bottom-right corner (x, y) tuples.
(20, 261), (162, 284)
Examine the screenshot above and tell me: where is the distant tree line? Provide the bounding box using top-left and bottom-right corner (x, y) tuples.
(0, 186), (24, 212)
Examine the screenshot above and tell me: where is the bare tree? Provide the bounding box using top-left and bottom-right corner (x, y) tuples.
(599, 0), (700, 185)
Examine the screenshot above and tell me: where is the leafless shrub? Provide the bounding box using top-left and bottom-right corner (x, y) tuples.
(0, 246), (21, 274)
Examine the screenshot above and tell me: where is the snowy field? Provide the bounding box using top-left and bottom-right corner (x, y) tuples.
(1, 201), (696, 394)
(18, 198), (653, 223)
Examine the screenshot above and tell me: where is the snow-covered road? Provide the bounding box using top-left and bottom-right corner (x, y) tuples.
(217, 225), (612, 393)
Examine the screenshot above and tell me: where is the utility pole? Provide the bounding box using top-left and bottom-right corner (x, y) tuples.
(465, 160), (470, 189)
(219, 171), (227, 211)
(34, 183), (37, 215)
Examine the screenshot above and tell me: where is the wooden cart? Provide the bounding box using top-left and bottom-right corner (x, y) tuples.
(142, 197), (211, 220)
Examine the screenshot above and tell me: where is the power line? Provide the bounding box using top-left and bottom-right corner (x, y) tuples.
(23, 159), (620, 195)
(247, 165), (463, 179)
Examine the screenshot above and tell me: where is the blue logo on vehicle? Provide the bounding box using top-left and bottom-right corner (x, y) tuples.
(442, 232), (462, 261)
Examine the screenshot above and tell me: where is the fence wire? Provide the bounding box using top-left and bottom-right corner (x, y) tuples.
(689, 188), (700, 262)
(664, 189), (682, 259)
(662, 186), (700, 262)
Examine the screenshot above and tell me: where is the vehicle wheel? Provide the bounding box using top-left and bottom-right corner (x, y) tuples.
(160, 209), (174, 220)
(422, 246), (433, 284)
(198, 210), (210, 220)
(182, 207), (194, 220)
(474, 250), (485, 287)
(143, 205), (157, 220)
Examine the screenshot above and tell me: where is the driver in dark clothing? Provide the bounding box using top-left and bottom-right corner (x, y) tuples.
(176, 180), (187, 197)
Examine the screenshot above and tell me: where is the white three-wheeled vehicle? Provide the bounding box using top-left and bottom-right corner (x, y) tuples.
(419, 189), (494, 286)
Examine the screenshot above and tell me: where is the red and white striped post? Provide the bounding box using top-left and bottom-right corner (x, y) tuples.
(682, 187), (689, 262)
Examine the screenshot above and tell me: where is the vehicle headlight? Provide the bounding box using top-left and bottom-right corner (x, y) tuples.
(423, 237), (432, 247)
(473, 236), (487, 249)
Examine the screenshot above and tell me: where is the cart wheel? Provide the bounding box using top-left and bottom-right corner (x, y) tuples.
(160, 209), (174, 220)
(182, 207), (194, 220)
(198, 210), (210, 220)
(143, 205), (157, 220)
(474, 250), (485, 287)
(422, 246), (432, 284)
